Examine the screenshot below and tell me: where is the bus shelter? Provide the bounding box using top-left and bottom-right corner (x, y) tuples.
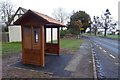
(14, 10), (65, 67)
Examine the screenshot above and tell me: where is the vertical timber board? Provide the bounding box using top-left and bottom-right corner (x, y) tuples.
(44, 27), (46, 44)
(21, 25), (25, 64)
(40, 25), (45, 67)
(51, 28), (53, 43)
(57, 27), (60, 55)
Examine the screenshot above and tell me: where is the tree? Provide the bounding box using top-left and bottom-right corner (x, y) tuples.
(52, 7), (68, 30)
(69, 11), (91, 34)
(0, 0), (15, 31)
(100, 9), (117, 37)
(92, 16), (101, 36)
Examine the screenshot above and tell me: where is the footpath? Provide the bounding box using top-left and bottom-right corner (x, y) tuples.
(65, 38), (94, 78)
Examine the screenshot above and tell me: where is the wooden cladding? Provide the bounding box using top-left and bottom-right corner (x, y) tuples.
(23, 49), (41, 65)
(45, 43), (59, 54)
(22, 25), (60, 67)
(23, 27), (32, 49)
(22, 25), (44, 67)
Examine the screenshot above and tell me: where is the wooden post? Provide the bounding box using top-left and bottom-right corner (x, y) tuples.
(40, 25), (45, 67)
(51, 28), (53, 43)
(21, 25), (25, 64)
(44, 27), (46, 44)
(57, 27), (60, 56)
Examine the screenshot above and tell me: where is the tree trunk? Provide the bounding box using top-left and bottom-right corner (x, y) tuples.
(104, 28), (107, 37)
(90, 27), (91, 35)
(61, 27), (63, 31)
(94, 28), (97, 36)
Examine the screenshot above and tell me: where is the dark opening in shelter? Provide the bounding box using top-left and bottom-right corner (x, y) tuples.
(14, 9), (65, 67)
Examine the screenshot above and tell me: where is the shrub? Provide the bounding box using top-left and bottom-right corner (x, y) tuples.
(60, 29), (69, 38)
(69, 28), (80, 35)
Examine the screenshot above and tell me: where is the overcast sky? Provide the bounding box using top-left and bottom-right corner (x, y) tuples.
(4, 0), (120, 22)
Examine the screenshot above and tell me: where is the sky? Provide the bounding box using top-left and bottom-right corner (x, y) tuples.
(1, 0), (120, 23)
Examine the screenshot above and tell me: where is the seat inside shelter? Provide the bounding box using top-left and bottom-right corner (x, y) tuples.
(14, 9), (65, 67)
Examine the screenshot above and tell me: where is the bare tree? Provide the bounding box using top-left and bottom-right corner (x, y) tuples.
(52, 7), (68, 30)
(93, 9), (117, 37)
(92, 16), (101, 36)
(0, 0), (15, 31)
(100, 9), (117, 37)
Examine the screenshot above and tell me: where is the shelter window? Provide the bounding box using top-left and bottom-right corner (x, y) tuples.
(52, 28), (58, 44)
(34, 27), (39, 43)
(46, 28), (51, 43)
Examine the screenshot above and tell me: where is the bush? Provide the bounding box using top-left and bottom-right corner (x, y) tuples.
(60, 29), (69, 38)
(69, 28), (80, 35)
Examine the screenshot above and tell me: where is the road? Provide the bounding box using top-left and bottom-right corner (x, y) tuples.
(84, 35), (119, 78)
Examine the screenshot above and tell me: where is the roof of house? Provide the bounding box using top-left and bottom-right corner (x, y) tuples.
(9, 7), (28, 25)
(14, 9), (65, 27)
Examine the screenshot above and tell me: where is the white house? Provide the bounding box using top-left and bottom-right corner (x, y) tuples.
(9, 7), (57, 42)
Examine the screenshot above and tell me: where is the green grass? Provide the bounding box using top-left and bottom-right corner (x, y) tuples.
(2, 39), (83, 56)
(86, 33), (120, 40)
(106, 35), (120, 39)
(2, 42), (22, 56)
(60, 39), (84, 52)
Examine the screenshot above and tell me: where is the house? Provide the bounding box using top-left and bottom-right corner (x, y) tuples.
(8, 7), (27, 42)
(9, 7), (57, 42)
(115, 29), (120, 35)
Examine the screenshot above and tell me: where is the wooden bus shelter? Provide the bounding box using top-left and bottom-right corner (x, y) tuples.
(14, 10), (65, 67)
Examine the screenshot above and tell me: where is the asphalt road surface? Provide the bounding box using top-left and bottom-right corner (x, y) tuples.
(84, 35), (119, 78)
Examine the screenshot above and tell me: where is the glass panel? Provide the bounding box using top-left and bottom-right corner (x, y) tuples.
(34, 27), (39, 43)
(46, 28), (51, 43)
(52, 28), (58, 44)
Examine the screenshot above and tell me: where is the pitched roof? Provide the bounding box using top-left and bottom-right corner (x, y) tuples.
(19, 7), (27, 13)
(14, 9), (65, 27)
(32, 10), (65, 26)
(9, 7), (28, 25)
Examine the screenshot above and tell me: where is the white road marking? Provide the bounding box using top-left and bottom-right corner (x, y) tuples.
(103, 50), (107, 53)
(115, 62), (118, 65)
(99, 47), (102, 50)
(110, 54), (116, 59)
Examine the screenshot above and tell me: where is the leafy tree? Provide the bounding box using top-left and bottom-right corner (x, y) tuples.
(68, 11), (91, 34)
(0, 0), (15, 31)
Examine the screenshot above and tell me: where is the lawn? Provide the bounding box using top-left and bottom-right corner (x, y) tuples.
(2, 42), (22, 56)
(2, 39), (83, 56)
(60, 39), (84, 52)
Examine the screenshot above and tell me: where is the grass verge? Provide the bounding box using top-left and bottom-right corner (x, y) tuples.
(2, 39), (84, 56)
(60, 39), (84, 52)
(2, 42), (22, 56)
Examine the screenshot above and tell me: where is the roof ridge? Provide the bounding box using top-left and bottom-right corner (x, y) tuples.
(29, 10), (64, 25)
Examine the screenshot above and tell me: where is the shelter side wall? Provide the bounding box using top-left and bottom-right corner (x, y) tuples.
(9, 26), (22, 42)
(45, 43), (59, 54)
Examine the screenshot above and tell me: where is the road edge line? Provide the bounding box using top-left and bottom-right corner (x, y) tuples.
(91, 43), (98, 80)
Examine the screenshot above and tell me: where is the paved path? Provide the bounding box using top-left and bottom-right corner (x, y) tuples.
(65, 39), (94, 78)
